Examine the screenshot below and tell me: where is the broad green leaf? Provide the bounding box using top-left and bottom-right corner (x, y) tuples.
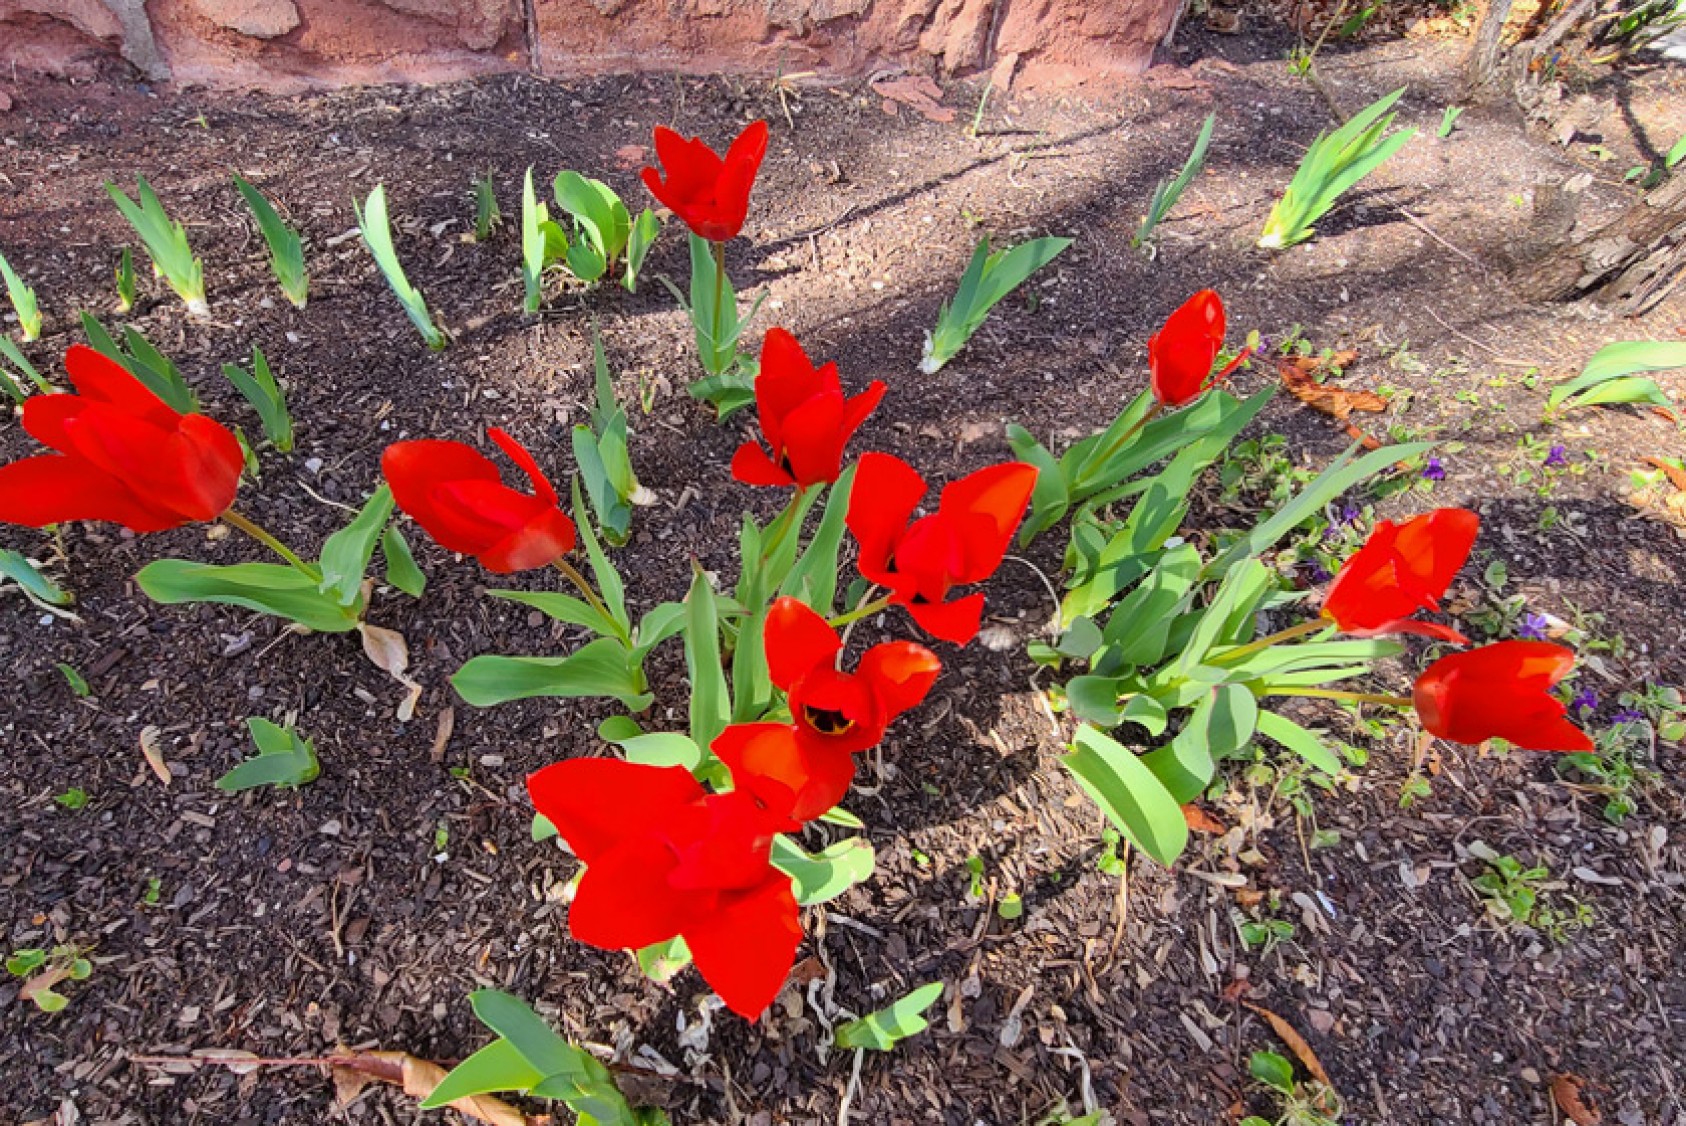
(572, 476), (629, 634)
(221, 347), (293, 451)
(422, 1038), (545, 1105)
(317, 484), (394, 607)
(771, 835), (876, 906)
(1098, 543), (1203, 667)
(464, 989), (600, 1081)
(1249, 1050), (1297, 1094)
(636, 936), (692, 983)
(1005, 424), (1069, 545)
(781, 468), (854, 613)
(136, 560), (361, 632)
(632, 601), (688, 665)
(731, 601), (773, 722)
(833, 982), (944, 1051)
(0, 549), (72, 606)
(488, 588), (619, 638)
(1255, 710), (1342, 774)
(1119, 693), (1169, 737)
(1, 335), (52, 395)
(215, 717), (320, 791)
(0, 248), (42, 340)
(106, 175), (206, 312)
(452, 638), (652, 710)
(1062, 724), (1189, 865)
(1067, 675), (1126, 727)
(380, 524), (426, 597)
(617, 732), (702, 770)
(1259, 88), (1416, 249)
(684, 568), (731, 752)
(922, 236), (1071, 373)
(1176, 560), (1276, 675)
(531, 812), (559, 841)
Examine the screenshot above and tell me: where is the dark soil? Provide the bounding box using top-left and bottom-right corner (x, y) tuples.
(2, 21), (1684, 1126)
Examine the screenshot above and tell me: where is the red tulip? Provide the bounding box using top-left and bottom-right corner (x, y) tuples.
(1322, 508), (1479, 643)
(845, 453), (1038, 645)
(1149, 289), (1249, 408)
(0, 345), (242, 532)
(1413, 641), (1593, 752)
(730, 328), (886, 489)
(641, 120), (770, 243)
(527, 758), (802, 1019)
(382, 428), (576, 573)
(713, 722), (855, 826)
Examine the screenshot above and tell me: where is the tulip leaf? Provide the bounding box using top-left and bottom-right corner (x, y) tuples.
(1256, 710), (1342, 775)
(922, 235), (1072, 373)
(1134, 110), (1216, 250)
(379, 523), (426, 597)
(0, 248), (42, 341)
(520, 167), (566, 313)
(136, 560), (362, 633)
(1258, 88), (1416, 249)
(730, 600), (773, 723)
(632, 601), (689, 665)
(451, 638), (653, 710)
(232, 174), (308, 309)
(1005, 425), (1069, 546)
(616, 732), (702, 770)
(1547, 341), (1684, 417)
(636, 936), (692, 984)
(419, 1038), (545, 1107)
(624, 208), (660, 292)
(1097, 542), (1204, 668)
(215, 717), (320, 792)
(683, 568), (731, 753)
(553, 171), (632, 278)
(1062, 724), (1189, 866)
(317, 484), (395, 608)
(355, 184), (447, 350)
(573, 423), (633, 546)
(0, 335), (53, 396)
(1068, 675), (1127, 727)
(780, 468), (855, 615)
(220, 347), (294, 452)
(80, 314), (196, 414)
(833, 982), (944, 1052)
(488, 588), (620, 639)
(106, 174), (207, 314)
(0, 549), (73, 607)
(572, 476), (630, 636)
(771, 835), (876, 907)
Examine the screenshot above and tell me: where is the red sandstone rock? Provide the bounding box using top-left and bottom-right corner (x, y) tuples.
(188, 0), (300, 39)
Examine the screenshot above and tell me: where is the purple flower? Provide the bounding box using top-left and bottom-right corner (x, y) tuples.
(1570, 688), (1598, 714)
(1341, 503), (1362, 525)
(1544, 444), (1568, 469)
(1305, 560), (1333, 584)
(1422, 457), (1446, 481)
(1610, 707), (1645, 725)
(1518, 612), (1550, 640)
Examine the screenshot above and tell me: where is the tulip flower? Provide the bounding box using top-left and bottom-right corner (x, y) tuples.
(1148, 289), (1249, 408)
(382, 428), (576, 573)
(0, 344), (242, 532)
(713, 722), (854, 826)
(1412, 641), (1593, 752)
(641, 120), (770, 243)
(1322, 508), (1478, 643)
(846, 453), (1038, 645)
(730, 328), (886, 489)
(527, 758), (802, 1019)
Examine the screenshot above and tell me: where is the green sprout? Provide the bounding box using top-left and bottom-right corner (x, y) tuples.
(0, 248), (43, 340)
(1258, 88), (1417, 250)
(921, 234), (1072, 373)
(520, 167), (567, 314)
(471, 171), (502, 243)
(215, 717), (321, 792)
(106, 175), (208, 316)
(7, 945), (93, 1013)
(221, 346), (294, 452)
(354, 185), (446, 350)
(233, 174), (308, 309)
(1134, 112), (1215, 251)
(114, 246), (137, 313)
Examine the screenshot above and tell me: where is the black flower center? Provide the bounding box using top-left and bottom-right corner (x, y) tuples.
(803, 706), (854, 735)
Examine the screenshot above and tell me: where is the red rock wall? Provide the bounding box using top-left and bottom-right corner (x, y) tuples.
(0, 0), (1181, 91)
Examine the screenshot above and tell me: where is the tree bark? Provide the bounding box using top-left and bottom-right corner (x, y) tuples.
(1465, 0), (1518, 96)
(1513, 174), (1686, 314)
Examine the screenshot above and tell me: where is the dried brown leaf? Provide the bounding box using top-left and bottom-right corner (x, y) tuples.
(329, 1051), (537, 1126)
(1278, 360), (1388, 421)
(359, 624), (423, 721)
(430, 705), (456, 763)
(139, 725), (171, 786)
(1643, 457), (1686, 493)
(1243, 1002), (1334, 1091)
(19, 964), (72, 1007)
(1182, 804), (1228, 835)
(1550, 1073), (1602, 1125)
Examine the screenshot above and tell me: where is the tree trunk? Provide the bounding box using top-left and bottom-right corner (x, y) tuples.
(1465, 0), (1518, 95)
(1513, 174), (1686, 314)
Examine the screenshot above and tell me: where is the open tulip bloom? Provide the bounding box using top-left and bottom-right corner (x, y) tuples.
(640, 120), (769, 244)
(383, 428), (577, 573)
(1149, 288), (1251, 409)
(0, 345), (242, 532)
(527, 758), (803, 1019)
(846, 452), (1038, 645)
(1413, 641), (1593, 752)
(731, 328), (886, 489)
(1322, 508), (1479, 642)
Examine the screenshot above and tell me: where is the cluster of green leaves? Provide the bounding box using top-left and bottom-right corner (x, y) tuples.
(471, 171), (502, 243)
(1437, 105), (1464, 139)
(0, 248), (42, 340)
(1558, 712), (1655, 823)
(7, 945), (93, 1013)
(1133, 113), (1215, 251)
(1547, 339), (1683, 419)
(355, 185), (447, 350)
(573, 324), (643, 544)
(1466, 841), (1592, 941)
(137, 483), (423, 633)
(1018, 380), (1430, 863)
(221, 347), (294, 452)
(664, 233), (766, 417)
(520, 167), (660, 311)
(920, 235), (1072, 373)
(216, 717), (320, 792)
(0, 336), (54, 404)
(233, 175), (309, 309)
(1242, 1050), (1342, 1126)
(424, 990), (669, 1124)
(106, 175), (208, 315)
(1257, 88), (1416, 250)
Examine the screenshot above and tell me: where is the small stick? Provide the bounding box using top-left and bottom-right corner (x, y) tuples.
(1395, 206), (1484, 269)
(1422, 306), (1541, 368)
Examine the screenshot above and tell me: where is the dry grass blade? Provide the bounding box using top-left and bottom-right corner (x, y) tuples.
(1549, 1073), (1602, 1125)
(1244, 1002), (1334, 1090)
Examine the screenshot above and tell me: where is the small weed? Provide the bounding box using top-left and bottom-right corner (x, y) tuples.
(142, 877), (162, 906)
(996, 892), (1024, 920)
(7, 944), (93, 1012)
(1242, 1050), (1343, 1126)
(1467, 844), (1591, 941)
(1096, 827), (1129, 876)
(963, 854), (986, 900)
(1558, 713), (1656, 823)
(53, 788), (88, 810)
(1398, 773), (1433, 808)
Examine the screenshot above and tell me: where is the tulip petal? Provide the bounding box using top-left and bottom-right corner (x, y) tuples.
(839, 380), (888, 441)
(846, 453), (926, 585)
(1343, 617), (1470, 646)
(763, 597), (841, 691)
(568, 835), (700, 951)
(1150, 289), (1226, 407)
(857, 641), (942, 719)
(939, 461), (1038, 584)
(487, 427), (560, 507)
(685, 874), (802, 1020)
(171, 413), (246, 520)
(730, 442), (796, 488)
(713, 722), (856, 823)
(478, 507), (578, 573)
(527, 759), (704, 866)
(63, 344), (178, 426)
(0, 454), (180, 531)
(903, 591), (986, 646)
(779, 391), (851, 488)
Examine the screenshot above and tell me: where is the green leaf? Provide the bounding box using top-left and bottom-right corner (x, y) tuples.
(1134, 111), (1215, 249)
(532, 812), (559, 841)
(215, 717), (320, 791)
(1098, 542), (1203, 667)
(624, 208), (660, 291)
(0, 549), (73, 606)
(617, 732), (702, 770)
(7, 949), (46, 976)
(422, 1038), (545, 1105)
(471, 171), (502, 242)
(380, 524), (426, 597)
(1259, 88), (1416, 249)
(684, 568), (731, 753)
(317, 484), (395, 607)
(488, 588), (620, 638)
(833, 982), (944, 1051)
(771, 835), (876, 906)
(0, 248), (42, 340)
(80, 315), (196, 413)
(1005, 425), (1069, 546)
(520, 167), (560, 313)
(778, 469), (854, 616)
(1256, 710), (1342, 774)
(554, 171), (632, 273)
(355, 184), (446, 349)
(632, 601), (689, 666)
(922, 235), (1072, 372)
(572, 476), (629, 635)
(452, 638), (653, 710)
(220, 347), (293, 451)
(0, 335), (52, 394)
(136, 560), (361, 632)
(731, 601), (773, 723)
(105, 175), (206, 313)
(1140, 685), (1253, 803)
(1249, 1050), (1297, 1094)
(636, 936), (692, 984)
(1062, 724), (1189, 866)
(464, 990), (598, 1080)
(55, 663), (91, 697)
(232, 174), (308, 308)
(1548, 341), (1685, 416)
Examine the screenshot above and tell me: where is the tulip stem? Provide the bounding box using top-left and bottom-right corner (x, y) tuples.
(827, 594), (894, 631)
(1211, 618), (1331, 665)
(1077, 400), (1163, 490)
(760, 483), (813, 567)
(553, 557), (618, 632)
(222, 508), (319, 578)
(710, 239), (729, 371)
(1262, 686), (1413, 708)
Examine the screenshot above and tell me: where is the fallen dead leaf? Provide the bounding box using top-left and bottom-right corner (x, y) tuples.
(1643, 456), (1686, 493)
(359, 624), (423, 721)
(1278, 359), (1388, 421)
(18, 964), (73, 1007)
(1244, 1002), (1334, 1091)
(1183, 804), (1228, 835)
(330, 1051), (540, 1126)
(1550, 1073), (1602, 1125)
(139, 725), (172, 786)
(430, 706), (455, 763)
